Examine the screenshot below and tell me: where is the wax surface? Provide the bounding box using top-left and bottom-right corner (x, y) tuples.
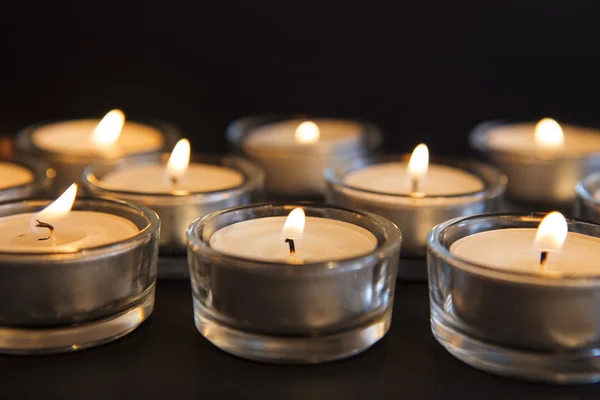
(244, 119), (364, 154)
(484, 123), (600, 156)
(210, 216), (377, 263)
(31, 120), (164, 156)
(0, 161), (34, 190)
(343, 162), (484, 196)
(0, 211), (139, 253)
(450, 228), (600, 276)
(99, 164), (244, 194)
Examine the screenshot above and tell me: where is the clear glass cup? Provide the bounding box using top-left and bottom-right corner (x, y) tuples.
(325, 155), (506, 279)
(428, 212), (600, 384)
(0, 197), (160, 354)
(187, 203), (401, 363)
(470, 120), (600, 207)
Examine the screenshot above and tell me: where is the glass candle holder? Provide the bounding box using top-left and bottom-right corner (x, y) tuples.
(187, 203), (401, 364)
(83, 154), (265, 258)
(0, 197), (159, 354)
(15, 120), (181, 196)
(428, 212), (600, 384)
(226, 115), (382, 199)
(324, 155), (506, 280)
(470, 120), (600, 207)
(0, 155), (52, 202)
(575, 173), (600, 222)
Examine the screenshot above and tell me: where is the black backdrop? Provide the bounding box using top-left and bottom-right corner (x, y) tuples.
(2, 1), (599, 156)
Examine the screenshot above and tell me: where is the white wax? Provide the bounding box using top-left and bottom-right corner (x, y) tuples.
(244, 118), (364, 154)
(484, 123), (600, 156)
(210, 216), (377, 263)
(450, 228), (600, 276)
(0, 161), (34, 190)
(343, 162), (484, 196)
(31, 120), (164, 156)
(99, 164), (244, 194)
(0, 211), (139, 253)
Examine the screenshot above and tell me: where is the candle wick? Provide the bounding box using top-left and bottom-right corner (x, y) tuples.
(170, 176), (179, 187)
(410, 177), (419, 196)
(285, 238), (296, 256)
(540, 251), (548, 270)
(35, 219), (55, 241)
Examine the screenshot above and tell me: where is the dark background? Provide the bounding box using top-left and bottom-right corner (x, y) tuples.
(2, 1), (599, 156)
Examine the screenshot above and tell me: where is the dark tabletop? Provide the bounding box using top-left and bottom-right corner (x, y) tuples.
(1, 260), (599, 399)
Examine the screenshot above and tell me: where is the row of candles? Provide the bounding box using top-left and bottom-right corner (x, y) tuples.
(2, 110), (600, 384)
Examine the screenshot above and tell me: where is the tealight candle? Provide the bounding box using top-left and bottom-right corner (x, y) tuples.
(325, 144), (506, 279)
(187, 204), (401, 363)
(98, 139), (245, 194)
(450, 212), (598, 275)
(0, 184), (159, 354)
(0, 156), (52, 202)
(0, 161), (34, 190)
(15, 109), (180, 195)
(84, 139), (264, 260)
(210, 211), (377, 263)
(227, 116), (381, 198)
(0, 184), (138, 253)
(428, 211), (600, 384)
(470, 118), (600, 205)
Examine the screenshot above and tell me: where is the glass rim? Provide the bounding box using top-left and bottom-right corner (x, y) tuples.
(324, 154), (507, 201)
(15, 119), (180, 161)
(83, 153), (265, 200)
(187, 202), (402, 275)
(469, 120), (600, 162)
(576, 173), (600, 205)
(0, 197), (160, 259)
(427, 211), (600, 286)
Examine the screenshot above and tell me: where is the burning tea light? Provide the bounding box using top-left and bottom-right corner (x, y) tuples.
(342, 144), (485, 197)
(0, 185), (159, 354)
(226, 116), (381, 197)
(534, 118), (565, 158)
(210, 207), (377, 263)
(325, 144), (506, 276)
(98, 139), (244, 194)
(470, 118), (600, 205)
(15, 109), (178, 195)
(84, 139), (264, 258)
(187, 204), (401, 363)
(428, 211), (600, 384)
(30, 110), (163, 156)
(0, 183), (138, 252)
(449, 211), (599, 276)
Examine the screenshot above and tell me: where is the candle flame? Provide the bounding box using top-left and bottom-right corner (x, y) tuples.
(534, 118), (564, 155)
(408, 143), (429, 181)
(165, 138), (191, 184)
(91, 109), (126, 150)
(30, 183), (78, 231)
(282, 208), (305, 239)
(294, 121), (320, 144)
(535, 211), (568, 252)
